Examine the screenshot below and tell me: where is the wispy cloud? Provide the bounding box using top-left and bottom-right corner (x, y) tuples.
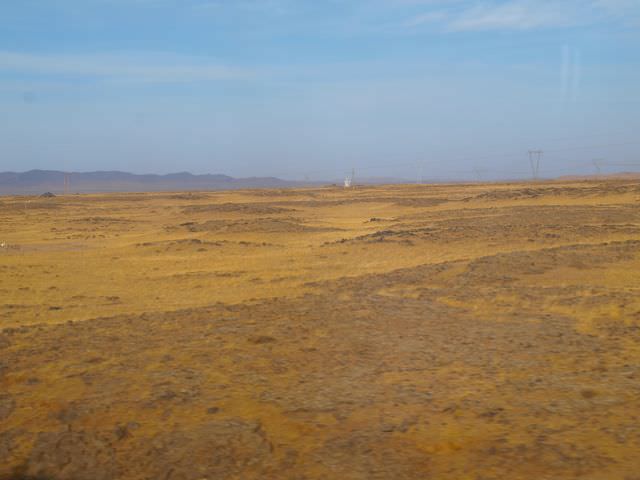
(447, 1), (580, 31)
(0, 51), (251, 83)
(402, 0), (639, 32)
(593, 0), (638, 13)
(592, 0), (640, 24)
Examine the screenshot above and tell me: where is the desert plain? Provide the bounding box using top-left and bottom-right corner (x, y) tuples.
(1, 180), (640, 479)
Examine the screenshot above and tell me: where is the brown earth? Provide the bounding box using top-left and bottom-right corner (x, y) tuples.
(1, 180), (640, 479)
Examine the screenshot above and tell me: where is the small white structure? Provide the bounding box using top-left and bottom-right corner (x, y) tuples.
(344, 168), (355, 188)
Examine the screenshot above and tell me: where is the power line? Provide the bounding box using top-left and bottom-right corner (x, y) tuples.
(593, 159), (604, 175)
(343, 140), (640, 175)
(292, 137), (640, 181)
(528, 150), (543, 180)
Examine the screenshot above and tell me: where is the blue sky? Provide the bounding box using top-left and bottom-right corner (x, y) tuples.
(1, 0), (639, 180)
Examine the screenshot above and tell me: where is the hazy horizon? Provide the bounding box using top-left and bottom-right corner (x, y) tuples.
(1, 0), (639, 181)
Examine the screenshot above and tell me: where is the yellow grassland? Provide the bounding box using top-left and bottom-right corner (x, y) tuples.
(1, 180), (640, 479)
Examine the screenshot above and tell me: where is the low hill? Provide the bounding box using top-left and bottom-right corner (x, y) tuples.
(0, 170), (313, 195)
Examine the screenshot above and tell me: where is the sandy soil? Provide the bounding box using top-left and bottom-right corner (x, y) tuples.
(1, 180), (640, 479)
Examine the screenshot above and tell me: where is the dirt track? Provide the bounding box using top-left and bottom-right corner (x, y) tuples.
(1, 180), (640, 479)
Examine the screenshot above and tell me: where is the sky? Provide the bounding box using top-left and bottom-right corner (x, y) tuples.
(1, 0), (639, 180)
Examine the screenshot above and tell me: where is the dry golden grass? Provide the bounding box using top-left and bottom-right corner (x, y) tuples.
(1, 180), (640, 479)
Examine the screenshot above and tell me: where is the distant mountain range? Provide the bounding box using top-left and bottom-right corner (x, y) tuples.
(0, 170), (321, 195)
(4, 169), (635, 196)
(0, 170), (424, 195)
